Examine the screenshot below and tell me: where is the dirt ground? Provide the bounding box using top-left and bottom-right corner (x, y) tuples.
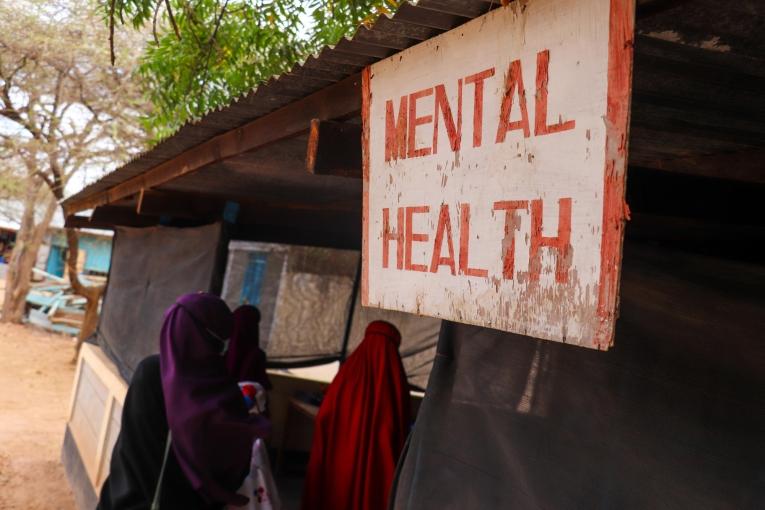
(0, 315), (78, 509)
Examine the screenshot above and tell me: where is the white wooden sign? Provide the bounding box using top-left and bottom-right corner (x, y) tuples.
(362, 0), (634, 349)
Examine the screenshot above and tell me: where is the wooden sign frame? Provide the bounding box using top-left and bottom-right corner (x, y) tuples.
(362, 0), (634, 349)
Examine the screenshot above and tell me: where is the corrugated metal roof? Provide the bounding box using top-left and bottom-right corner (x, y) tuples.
(64, 0), (498, 206)
(64, 0), (765, 207)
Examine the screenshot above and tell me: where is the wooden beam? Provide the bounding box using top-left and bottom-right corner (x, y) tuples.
(63, 73), (363, 216)
(64, 213), (156, 230)
(627, 213), (765, 247)
(234, 204), (362, 249)
(137, 187), (359, 217)
(306, 119), (362, 178)
(627, 166), (763, 226)
(630, 149), (765, 184)
(635, 0), (693, 20)
(238, 203), (360, 228)
(64, 215), (113, 230)
(136, 189), (227, 220)
(90, 206), (160, 228)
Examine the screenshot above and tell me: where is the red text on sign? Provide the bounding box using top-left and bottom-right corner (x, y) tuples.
(381, 198), (573, 283)
(384, 49), (575, 161)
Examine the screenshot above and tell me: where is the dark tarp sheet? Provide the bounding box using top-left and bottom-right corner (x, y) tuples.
(391, 241), (765, 509)
(96, 224), (222, 380)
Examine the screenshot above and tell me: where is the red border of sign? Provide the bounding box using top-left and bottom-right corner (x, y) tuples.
(361, 0), (634, 349)
(594, 0), (634, 349)
(361, 67), (371, 307)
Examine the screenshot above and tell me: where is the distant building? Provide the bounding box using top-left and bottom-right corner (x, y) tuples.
(0, 199), (112, 275)
(44, 230), (112, 277)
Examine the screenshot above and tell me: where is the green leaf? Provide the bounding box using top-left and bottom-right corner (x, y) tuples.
(103, 0), (398, 142)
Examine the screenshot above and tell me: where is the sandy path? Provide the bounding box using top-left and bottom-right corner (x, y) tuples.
(0, 320), (77, 509)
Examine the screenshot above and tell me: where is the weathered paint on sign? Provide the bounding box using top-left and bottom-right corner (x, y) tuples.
(362, 0), (635, 349)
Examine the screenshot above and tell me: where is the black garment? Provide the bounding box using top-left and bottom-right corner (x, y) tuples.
(97, 355), (221, 510)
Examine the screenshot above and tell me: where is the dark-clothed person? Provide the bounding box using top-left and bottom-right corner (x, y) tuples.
(98, 293), (270, 510)
(97, 354), (214, 510)
(226, 305), (272, 391)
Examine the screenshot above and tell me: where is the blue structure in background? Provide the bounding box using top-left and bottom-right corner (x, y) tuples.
(223, 201), (240, 224)
(45, 245), (66, 276)
(45, 232), (112, 277)
(240, 252), (268, 305)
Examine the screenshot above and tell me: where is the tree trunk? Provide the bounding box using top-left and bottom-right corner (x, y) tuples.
(40, 157), (107, 359)
(66, 228), (106, 360)
(1, 187), (57, 323)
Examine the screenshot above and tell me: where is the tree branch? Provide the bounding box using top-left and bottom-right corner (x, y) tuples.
(152, 0), (162, 44)
(46, 68), (68, 137)
(0, 57), (45, 140)
(195, 0), (229, 99)
(165, 0), (182, 40)
(180, 1), (204, 47)
(33, 169), (55, 191)
(109, 0), (116, 66)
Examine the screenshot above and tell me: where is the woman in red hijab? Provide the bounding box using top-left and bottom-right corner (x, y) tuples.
(302, 321), (411, 510)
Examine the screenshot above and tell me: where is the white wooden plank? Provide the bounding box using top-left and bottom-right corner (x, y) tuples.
(93, 396), (114, 488)
(67, 344), (129, 489)
(96, 399), (123, 490)
(69, 363), (107, 481)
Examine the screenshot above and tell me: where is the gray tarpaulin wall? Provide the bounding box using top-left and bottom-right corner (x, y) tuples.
(222, 241), (440, 387)
(96, 224), (223, 379)
(391, 240), (765, 509)
(221, 241), (359, 363)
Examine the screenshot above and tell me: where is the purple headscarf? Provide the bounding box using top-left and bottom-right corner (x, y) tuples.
(159, 293), (270, 506)
(226, 305), (272, 390)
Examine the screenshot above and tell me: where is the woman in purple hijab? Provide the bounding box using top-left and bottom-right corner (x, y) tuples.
(98, 293), (270, 510)
(160, 293), (271, 506)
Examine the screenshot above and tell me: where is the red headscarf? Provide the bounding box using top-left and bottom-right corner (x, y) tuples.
(302, 321), (411, 510)
(226, 305), (272, 390)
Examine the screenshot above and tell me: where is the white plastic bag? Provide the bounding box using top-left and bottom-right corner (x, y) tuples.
(238, 381), (267, 415)
(227, 438), (281, 510)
